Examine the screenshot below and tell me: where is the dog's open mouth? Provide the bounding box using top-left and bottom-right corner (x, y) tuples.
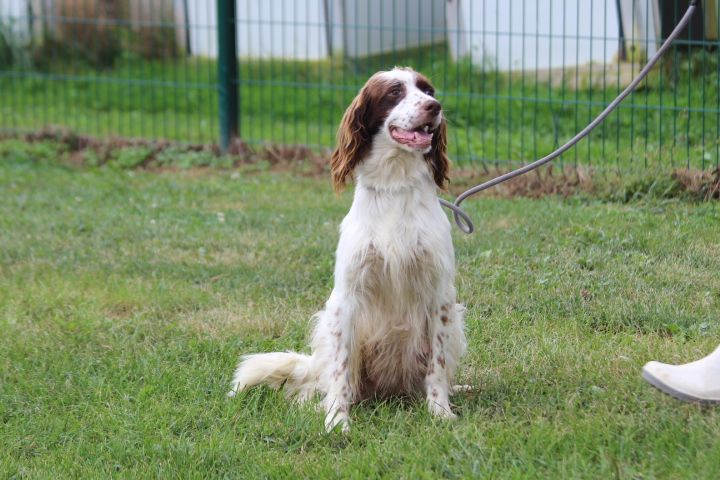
(389, 124), (434, 149)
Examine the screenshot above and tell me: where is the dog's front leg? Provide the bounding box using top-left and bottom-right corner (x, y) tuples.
(316, 292), (355, 433)
(425, 303), (458, 419)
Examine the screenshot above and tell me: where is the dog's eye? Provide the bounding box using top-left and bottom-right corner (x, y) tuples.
(423, 88), (435, 97)
(389, 87), (402, 97)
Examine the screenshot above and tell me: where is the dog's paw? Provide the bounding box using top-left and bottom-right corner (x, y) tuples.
(428, 400), (457, 420)
(451, 384), (473, 395)
(324, 408), (350, 433)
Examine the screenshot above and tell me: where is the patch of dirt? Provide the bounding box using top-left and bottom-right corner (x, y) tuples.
(259, 143), (329, 176)
(8, 127), (337, 178)
(58, 129), (231, 165)
(671, 168), (720, 200)
(450, 164), (596, 199)
(3, 127), (718, 201)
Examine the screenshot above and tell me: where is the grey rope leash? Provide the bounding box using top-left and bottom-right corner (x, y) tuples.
(441, 0), (700, 234)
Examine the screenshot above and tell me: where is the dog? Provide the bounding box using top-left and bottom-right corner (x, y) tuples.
(228, 67), (466, 432)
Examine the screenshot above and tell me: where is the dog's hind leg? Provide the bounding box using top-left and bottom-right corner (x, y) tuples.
(312, 290), (356, 433)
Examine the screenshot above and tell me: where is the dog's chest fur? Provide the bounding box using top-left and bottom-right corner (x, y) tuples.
(339, 183), (452, 396)
(352, 242), (435, 396)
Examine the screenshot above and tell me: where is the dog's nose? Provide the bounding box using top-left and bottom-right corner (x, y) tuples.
(423, 100), (441, 116)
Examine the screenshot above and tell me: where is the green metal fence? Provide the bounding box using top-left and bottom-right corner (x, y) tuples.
(1, 0), (718, 172)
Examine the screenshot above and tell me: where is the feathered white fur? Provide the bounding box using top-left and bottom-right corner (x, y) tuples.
(229, 68), (467, 432)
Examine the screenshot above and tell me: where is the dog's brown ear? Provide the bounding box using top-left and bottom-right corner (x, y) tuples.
(425, 116), (449, 190)
(331, 89), (371, 192)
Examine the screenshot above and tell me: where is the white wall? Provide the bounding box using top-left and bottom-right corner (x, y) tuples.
(2, 0), (31, 39)
(238, 0), (329, 59)
(333, 0), (446, 58)
(5, 0), (634, 67)
(187, 0), (329, 59)
(186, 0), (217, 58)
(3, 0), (27, 18)
(447, 0), (622, 70)
(617, 0), (661, 58)
(186, 0), (446, 60)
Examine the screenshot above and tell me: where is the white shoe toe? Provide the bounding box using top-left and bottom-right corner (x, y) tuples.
(642, 352), (720, 404)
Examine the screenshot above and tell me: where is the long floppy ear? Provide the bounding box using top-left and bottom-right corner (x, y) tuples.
(425, 116), (449, 190)
(330, 90), (370, 192)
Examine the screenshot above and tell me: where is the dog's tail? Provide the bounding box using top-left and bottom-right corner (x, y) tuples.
(227, 352), (316, 401)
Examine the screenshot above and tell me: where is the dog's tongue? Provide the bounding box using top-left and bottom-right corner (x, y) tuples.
(390, 127), (433, 149)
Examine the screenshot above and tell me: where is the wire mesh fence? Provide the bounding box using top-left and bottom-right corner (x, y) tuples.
(1, 0), (718, 172)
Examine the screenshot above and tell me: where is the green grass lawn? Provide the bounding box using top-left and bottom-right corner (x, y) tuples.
(2, 46), (719, 172)
(1, 144), (719, 478)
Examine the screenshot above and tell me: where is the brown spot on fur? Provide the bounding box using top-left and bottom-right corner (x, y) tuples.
(427, 362), (435, 375)
(441, 304), (449, 313)
(332, 330), (342, 337)
(335, 308), (341, 316)
(440, 315), (449, 325)
(341, 384), (351, 400)
(341, 358), (348, 369)
(436, 333), (444, 346)
(437, 355), (446, 368)
(431, 388), (438, 398)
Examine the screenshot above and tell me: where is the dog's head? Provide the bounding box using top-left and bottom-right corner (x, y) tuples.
(331, 67), (448, 191)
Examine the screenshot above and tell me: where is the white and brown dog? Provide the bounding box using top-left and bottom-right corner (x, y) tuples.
(228, 67), (466, 432)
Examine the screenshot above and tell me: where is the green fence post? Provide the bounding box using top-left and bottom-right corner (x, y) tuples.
(217, 0), (239, 152)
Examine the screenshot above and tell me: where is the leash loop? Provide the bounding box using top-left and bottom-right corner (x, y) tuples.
(442, 0), (699, 234)
(439, 198), (475, 233)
